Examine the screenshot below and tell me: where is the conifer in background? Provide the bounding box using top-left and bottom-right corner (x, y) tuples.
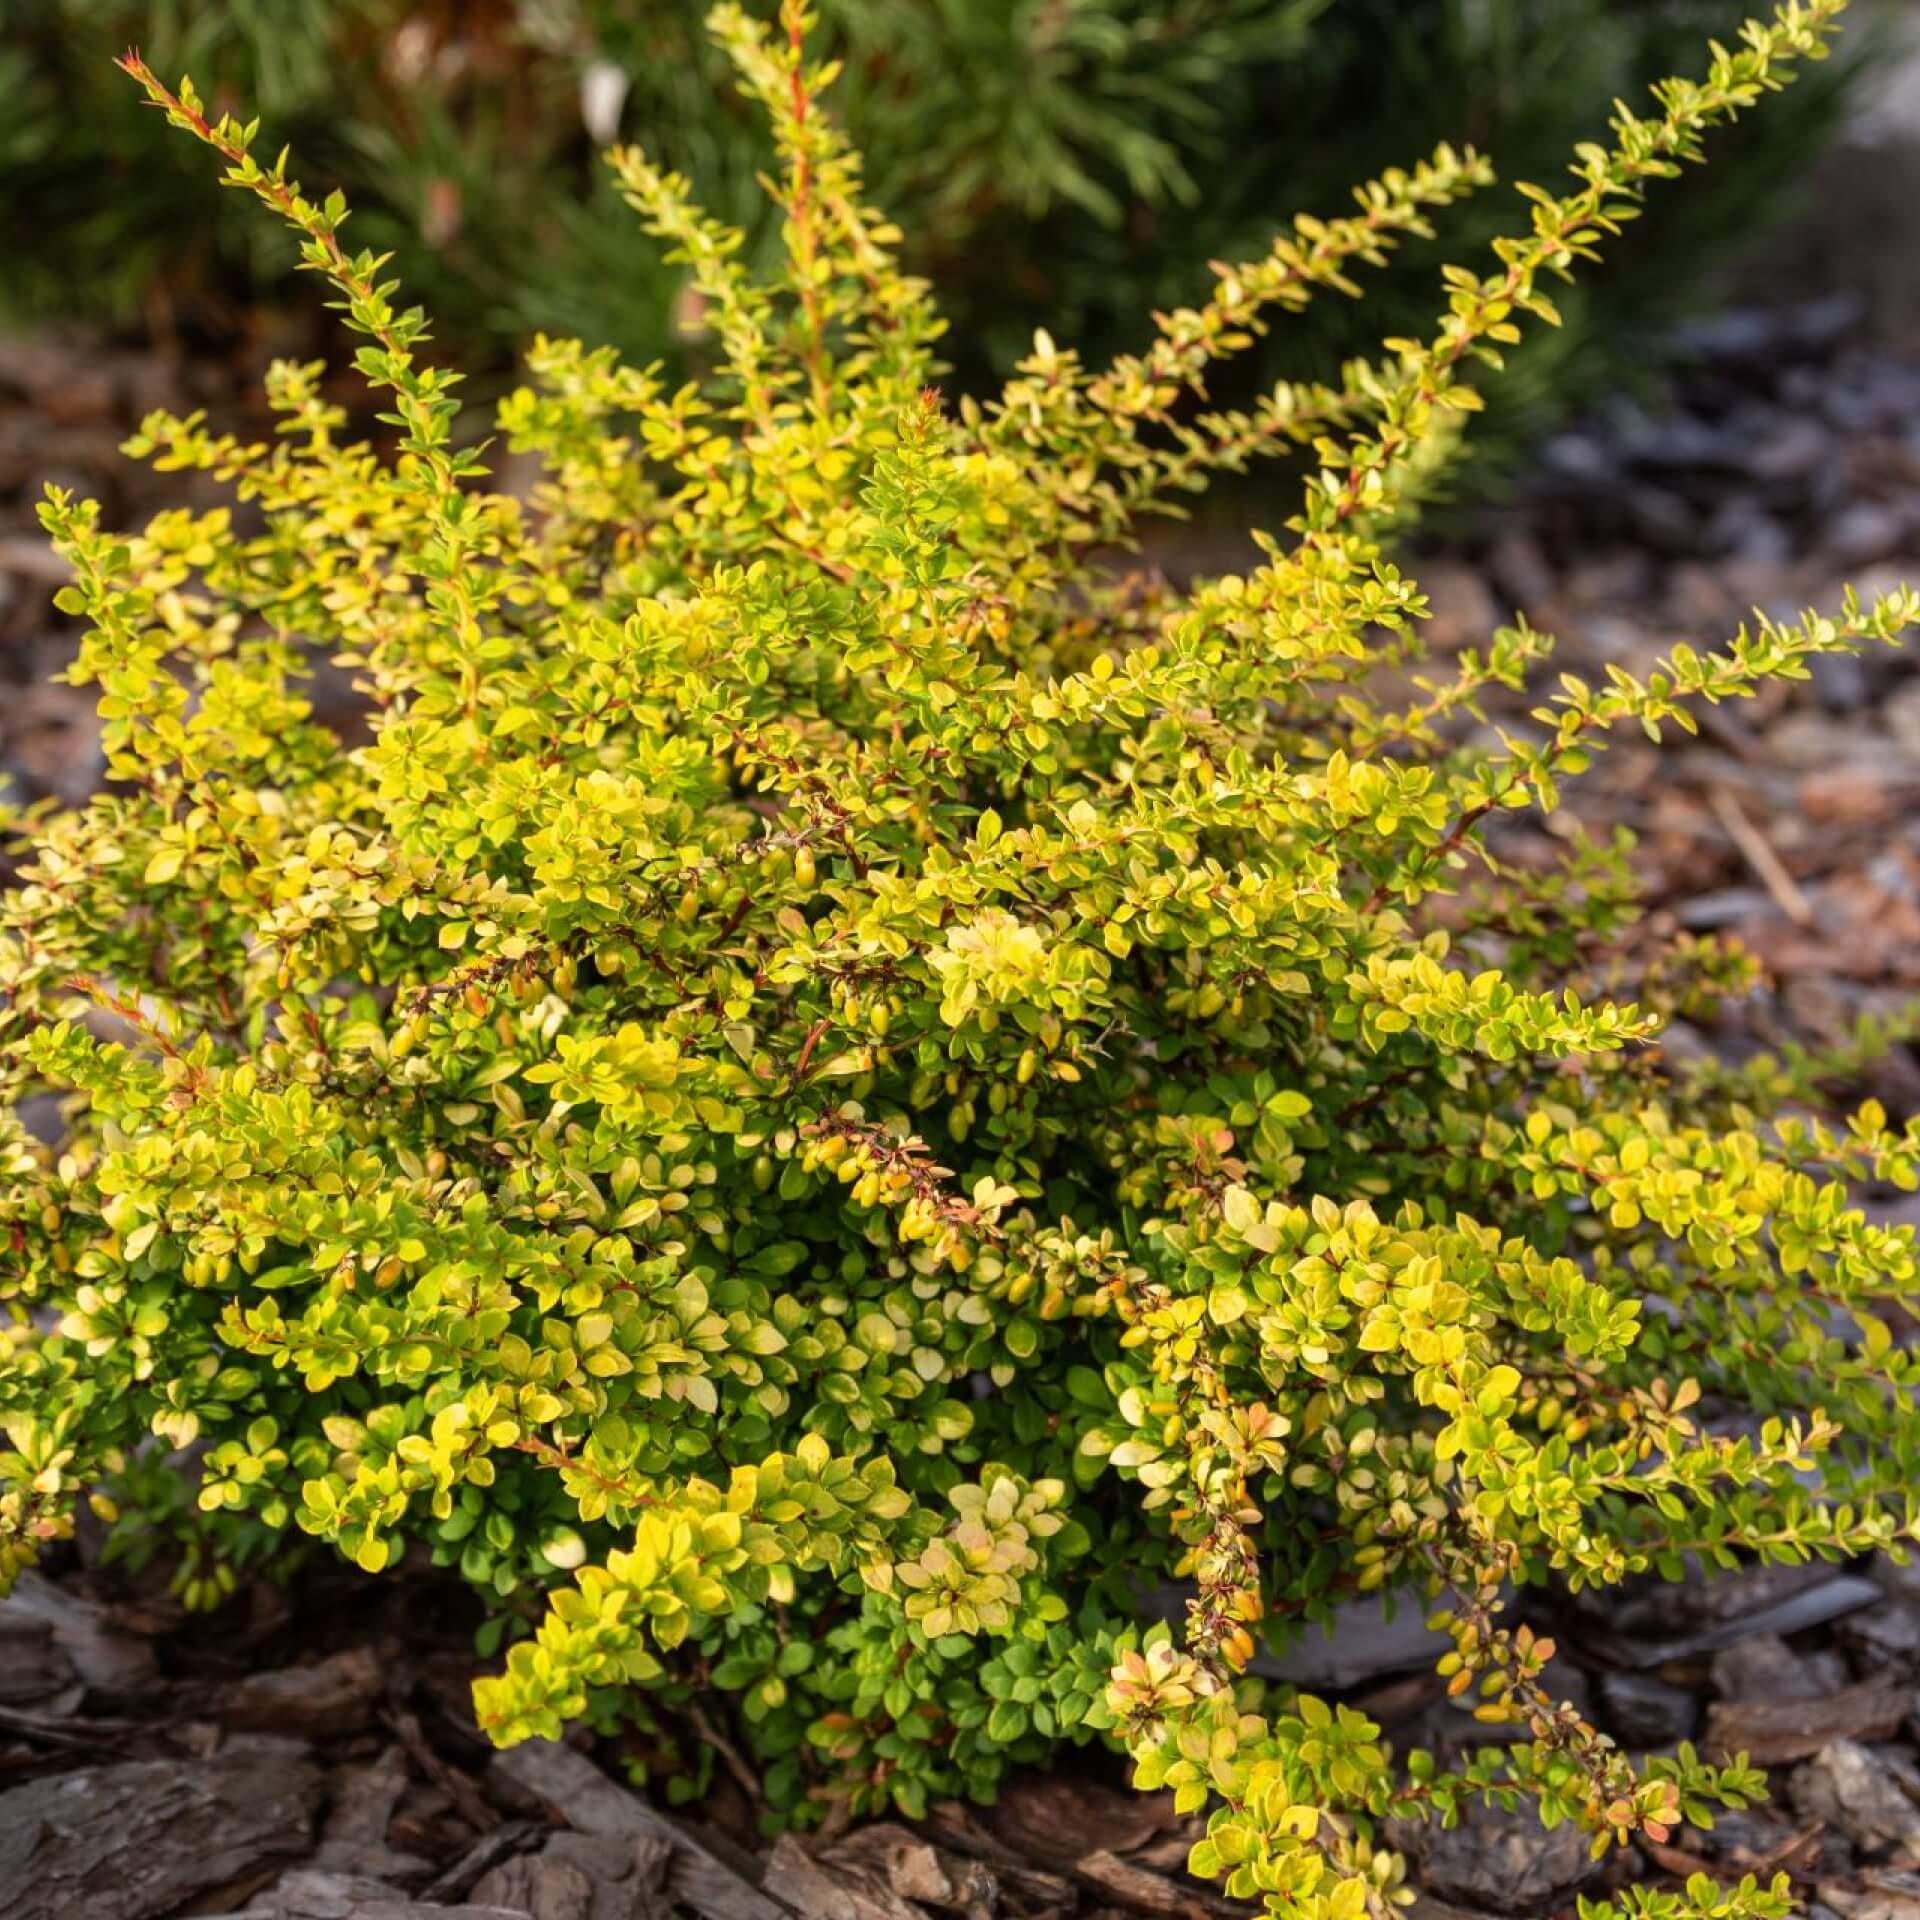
(2, 1), (1860, 474)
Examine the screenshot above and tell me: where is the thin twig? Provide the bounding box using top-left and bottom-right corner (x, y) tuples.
(687, 1699), (766, 1811)
(1709, 784), (1814, 927)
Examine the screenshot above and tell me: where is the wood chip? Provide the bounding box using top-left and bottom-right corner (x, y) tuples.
(1074, 1850), (1236, 1920)
(1710, 783), (1815, 925)
(0, 1573), (158, 1703)
(1818, 1870), (1920, 1920)
(1578, 1570), (1884, 1669)
(416, 1819), (547, 1902)
(766, 1833), (925, 1920)
(1825, 1896), (1920, 1920)
(1706, 1680), (1914, 1765)
(0, 1608), (76, 1708)
(0, 1740), (320, 1920)
(383, 1706), (497, 1836)
(917, 1802), (1078, 1908)
(307, 1746), (434, 1886)
(982, 1773), (1175, 1871)
(216, 1647), (385, 1738)
(473, 1829), (673, 1920)
(492, 1739), (788, 1920)
(824, 1824), (997, 1916)
(1642, 1841), (1717, 1879)
(1791, 1739), (1920, 1857)
(235, 1868), (533, 1918)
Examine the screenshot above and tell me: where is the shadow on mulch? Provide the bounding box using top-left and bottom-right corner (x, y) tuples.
(3, 1541), (1919, 1919)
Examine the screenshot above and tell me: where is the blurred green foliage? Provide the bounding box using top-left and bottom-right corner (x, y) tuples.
(3, 1), (1861, 471)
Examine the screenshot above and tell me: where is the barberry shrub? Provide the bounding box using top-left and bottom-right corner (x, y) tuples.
(1, 5), (1912, 1917)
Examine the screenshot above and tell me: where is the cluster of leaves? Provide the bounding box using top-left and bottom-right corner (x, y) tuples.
(1, 6), (1915, 1918)
(2, 0), (1858, 459)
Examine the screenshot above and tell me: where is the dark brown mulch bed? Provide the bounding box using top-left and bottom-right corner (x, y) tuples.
(1418, 295), (1920, 1112)
(3, 1543), (1919, 1920)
